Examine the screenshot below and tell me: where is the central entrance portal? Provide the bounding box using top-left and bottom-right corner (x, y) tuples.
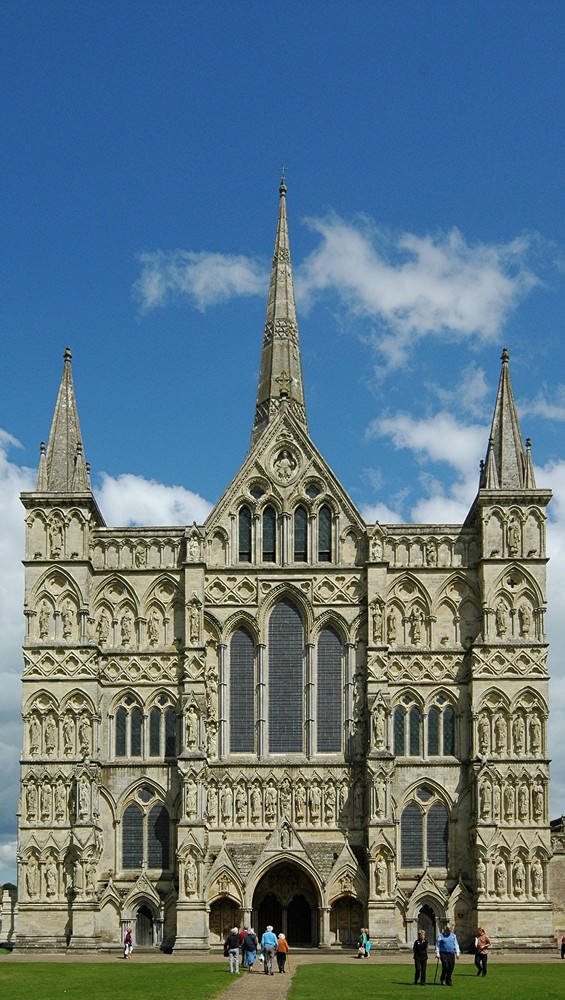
(253, 862), (319, 946)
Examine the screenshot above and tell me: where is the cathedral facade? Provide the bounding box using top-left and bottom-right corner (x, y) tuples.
(17, 181), (553, 951)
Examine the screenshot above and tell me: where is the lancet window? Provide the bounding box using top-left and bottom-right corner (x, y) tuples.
(316, 626), (343, 752)
(400, 786), (448, 869)
(394, 697), (422, 756)
(122, 788), (170, 871)
(229, 627), (255, 753)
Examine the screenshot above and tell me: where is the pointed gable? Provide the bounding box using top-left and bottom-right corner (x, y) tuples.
(38, 347), (91, 493)
(481, 348), (534, 491)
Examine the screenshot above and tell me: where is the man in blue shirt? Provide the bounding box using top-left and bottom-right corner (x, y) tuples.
(435, 925), (460, 986)
(260, 925), (278, 976)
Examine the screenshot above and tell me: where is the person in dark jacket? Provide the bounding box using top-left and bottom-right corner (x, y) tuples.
(225, 927), (241, 974)
(413, 929), (428, 985)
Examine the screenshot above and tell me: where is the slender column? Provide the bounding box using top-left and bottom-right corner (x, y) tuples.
(219, 644), (227, 759)
(257, 644), (266, 758)
(345, 643), (355, 757)
(306, 643), (315, 758)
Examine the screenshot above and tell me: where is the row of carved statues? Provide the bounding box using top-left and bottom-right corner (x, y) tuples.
(27, 712), (92, 757)
(476, 711), (543, 756)
(476, 854), (546, 898)
(34, 601), (192, 647)
(478, 776), (545, 824)
(22, 851), (98, 900)
(23, 773), (97, 824)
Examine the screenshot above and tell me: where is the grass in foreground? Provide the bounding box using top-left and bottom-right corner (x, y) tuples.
(0, 961), (226, 1000)
(287, 960), (565, 1000)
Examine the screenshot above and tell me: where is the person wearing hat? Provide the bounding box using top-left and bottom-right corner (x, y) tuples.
(435, 924), (460, 986)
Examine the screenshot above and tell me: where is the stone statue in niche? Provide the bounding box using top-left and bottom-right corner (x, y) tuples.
(45, 715), (57, 754)
(26, 782), (37, 820)
(294, 784), (306, 824)
(251, 786), (262, 824)
(494, 859), (507, 896)
(206, 671), (218, 721)
(274, 448), (296, 482)
(375, 856), (387, 894)
(281, 826), (291, 849)
(97, 609), (110, 644)
(49, 520), (63, 557)
(374, 778), (386, 819)
(507, 519), (520, 555)
(221, 784), (233, 825)
(372, 705), (386, 749)
(518, 603), (532, 637)
(494, 715), (506, 754)
(387, 609), (397, 643)
(39, 601), (51, 638)
(354, 782), (365, 823)
(495, 601), (508, 637)
(55, 779), (66, 820)
(532, 783), (543, 820)
(370, 532), (383, 560)
(61, 600), (74, 639)
(62, 715), (74, 755)
(372, 602), (383, 643)
(493, 782), (501, 820)
(78, 775), (89, 819)
(120, 610), (134, 645)
(206, 785), (218, 823)
(85, 861), (97, 895)
(78, 716), (91, 756)
(513, 858), (525, 895)
(479, 781), (492, 820)
(184, 853), (197, 895)
(518, 783), (529, 821)
(235, 786), (247, 824)
(189, 601), (200, 644)
(512, 715), (525, 754)
(185, 704), (199, 750)
(503, 784), (515, 821)
(186, 780), (197, 818)
(531, 858), (543, 896)
(188, 535), (200, 561)
(309, 784), (321, 824)
(426, 541), (437, 566)
(325, 782), (336, 823)
(265, 785), (277, 823)
(134, 545), (146, 567)
(45, 857), (58, 897)
(477, 715), (490, 755)
(40, 780), (52, 818)
(476, 858), (486, 891)
(530, 714), (542, 754)
(207, 721), (217, 756)
(280, 781), (291, 818)
(26, 856), (38, 898)
(410, 607), (424, 645)
(147, 607), (160, 645)
(29, 715), (41, 755)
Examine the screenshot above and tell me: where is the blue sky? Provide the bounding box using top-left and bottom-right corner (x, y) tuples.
(2, 1), (565, 885)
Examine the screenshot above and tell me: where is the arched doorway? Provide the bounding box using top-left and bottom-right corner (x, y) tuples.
(330, 896), (364, 946)
(418, 904), (437, 945)
(136, 904), (154, 946)
(209, 898), (242, 945)
(253, 862), (320, 946)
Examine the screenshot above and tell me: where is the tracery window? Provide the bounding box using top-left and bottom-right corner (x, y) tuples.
(394, 696), (422, 756)
(317, 626), (343, 752)
(229, 627), (255, 753)
(238, 506), (252, 562)
(149, 698), (176, 757)
(122, 788), (170, 871)
(268, 598), (304, 753)
(262, 506), (276, 562)
(400, 786), (448, 869)
(115, 696), (175, 759)
(115, 698), (143, 758)
(318, 505), (332, 562)
(294, 505), (308, 562)
(427, 698), (456, 756)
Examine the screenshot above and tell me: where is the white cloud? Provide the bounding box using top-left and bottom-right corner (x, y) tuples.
(430, 363), (490, 419)
(134, 250), (268, 311)
(368, 411), (487, 477)
(96, 472), (212, 526)
(522, 385), (565, 422)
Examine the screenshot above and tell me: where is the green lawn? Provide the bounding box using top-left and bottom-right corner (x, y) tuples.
(288, 962), (565, 1000)
(0, 962), (227, 1000)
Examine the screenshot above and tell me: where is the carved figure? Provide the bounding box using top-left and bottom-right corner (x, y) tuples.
(494, 859), (507, 896)
(206, 785), (218, 823)
(49, 520), (63, 557)
(26, 782), (37, 820)
(121, 610), (134, 644)
(370, 533), (383, 560)
(309, 784), (321, 823)
(274, 448), (296, 481)
(477, 715), (490, 754)
(324, 783), (336, 823)
(374, 778), (386, 819)
(40, 780), (51, 820)
(207, 721), (217, 756)
(26, 856), (38, 897)
(184, 854), (197, 895)
(426, 541), (437, 566)
(479, 781), (492, 820)
(294, 785), (306, 823)
(495, 601), (508, 637)
(410, 607), (424, 644)
(39, 601), (51, 638)
(221, 784), (233, 824)
(372, 603), (383, 643)
(503, 784), (515, 821)
(45, 715), (57, 754)
(512, 715), (525, 754)
(185, 705), (199, 749)
(280, 781), (291, 818)
(85, 861), (96, 894)
(29, 715), (41, 754)
(78, 716), (91, 755)
(518, 603), (532, 637)
(513, 858), (525, 895)
(45, 858), (58, 897)
(375, 856), (387, 894)
(494, 714), (506, 754)
(147, 607), (160, 644)
(134, 545), (146, 567)
(476, 858), (486, 891)
(281, 826), (290, 849)
(507, 519), (520, 555)
(251, 786), (262, 824)
(186, 780), (197, 818)
(188, 535), (200, 561)
(531, 858), (543, 896)
(493, 782), (501, 819)
(372, 706), (386, 749)
(61, 600), (74, 639)
(55, 780), (66, 819)
(387, 609), (397, 643)
(78, 775), (89, 819)
(518, 783), (529, 821)
(62, 715), (74, 755)
(532, 784), (543, 821)
(189, 602), (200, 643)
(530, 715), (542, 753)
(265, 785), (277, 823)
(354, 782), (365, 823)
(97, 609), (110, 643)
(235, 786), (247, 824)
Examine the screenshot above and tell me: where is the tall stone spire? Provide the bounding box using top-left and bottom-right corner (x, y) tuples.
(251, 175), (308, 445)
(36, 346), (91, 492)
(481, 348), (535, 490)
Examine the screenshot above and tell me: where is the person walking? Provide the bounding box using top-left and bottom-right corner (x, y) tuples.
(276, 932), (289, 972)
(123, 926), (133, 959)
(474, 927), (492, 976)
(224, 926), (241, 974)
(242, 927), (258, 971)
(261, 924), (278, 975)
(364, 930), (372, 958)
(356, 927), (367, 957)
(561, 934), (565, 959)
(435, 924), (460, 986)
(413, 929), (428, 985)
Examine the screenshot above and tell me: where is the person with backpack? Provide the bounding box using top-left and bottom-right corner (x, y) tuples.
(242, 927), (258, 971)
(224, 926), (241, 974)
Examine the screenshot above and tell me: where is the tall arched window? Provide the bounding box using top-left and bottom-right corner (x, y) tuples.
(122, 790), (170, 871)
(317, 627), (342, 752)
(269, 599), (304, 753)
(318, 505), (332, 562)
(394, 698), (422, 756)
(122, 802), (143, 869)
(238, 506), (252, 562)
(115, 700), (143, 758)
(149, 703), (176, 757)
(230, 627), (255, 753)
(147, 802), (170, 869)
(443, 706), (455, 756)
(262, 506), (276, 562)
(394, 707), (405, 756)
(400, 787), (449, 871)
(428, 706), (440, 755)
(294, 506), (308, 562)
(131, 706), (143, 756)
(401, 801), (423, 867)
(409, 707), (421, 756)
(427, 802), (448, 867)
(116, 706), (127, 757)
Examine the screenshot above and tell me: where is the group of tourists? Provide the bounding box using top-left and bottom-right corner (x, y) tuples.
(411, 925), (491, 986)
(224, 923), (289, 975)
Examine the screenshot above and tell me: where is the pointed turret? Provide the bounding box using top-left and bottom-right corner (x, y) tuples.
(480, 348), (535, 490)
(37, 346), (91, 493)
(251, 176), (308, 445)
